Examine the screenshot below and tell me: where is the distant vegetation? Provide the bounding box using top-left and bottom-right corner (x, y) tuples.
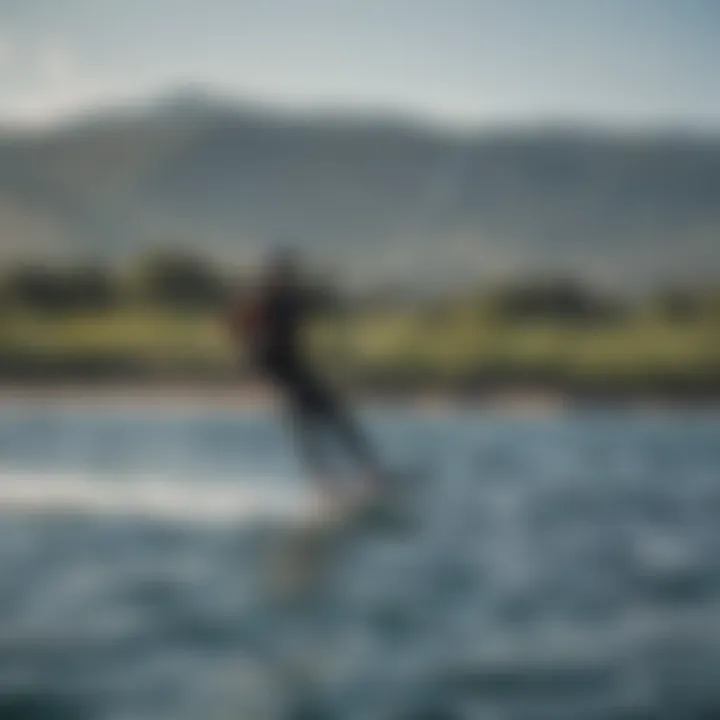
(1, 95), (718, 397)
(0, 252), (718, 397)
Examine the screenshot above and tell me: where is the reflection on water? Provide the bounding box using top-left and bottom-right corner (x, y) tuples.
(0, 405), (718, 719)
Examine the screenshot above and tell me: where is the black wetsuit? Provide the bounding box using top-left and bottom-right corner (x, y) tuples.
(248, 286), (379, 480)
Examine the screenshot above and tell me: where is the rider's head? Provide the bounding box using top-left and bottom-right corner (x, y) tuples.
(263, 246), (299, 289)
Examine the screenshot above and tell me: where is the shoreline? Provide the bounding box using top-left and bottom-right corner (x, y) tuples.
(0, 381), (718, 413)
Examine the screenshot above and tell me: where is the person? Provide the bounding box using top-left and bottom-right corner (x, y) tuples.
(228, 251), (385, 501)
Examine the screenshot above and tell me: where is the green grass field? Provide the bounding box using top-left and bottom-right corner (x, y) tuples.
(1, 305), (717, 393)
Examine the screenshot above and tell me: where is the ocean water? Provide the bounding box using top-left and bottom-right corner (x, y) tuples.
(0, 403), (718, 719)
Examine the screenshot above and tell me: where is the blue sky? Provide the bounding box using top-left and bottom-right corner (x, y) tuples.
(1, 0), (719, 128)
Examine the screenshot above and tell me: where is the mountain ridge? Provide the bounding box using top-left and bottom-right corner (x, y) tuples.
(1, 91), (719, 288)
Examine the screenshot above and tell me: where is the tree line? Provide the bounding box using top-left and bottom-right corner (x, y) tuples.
(0, 250), (718, 323)
(0, 252), (229, 313)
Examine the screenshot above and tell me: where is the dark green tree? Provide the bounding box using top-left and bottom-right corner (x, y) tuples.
(131, 250), (228, 310)
(2, 263), (118, 313)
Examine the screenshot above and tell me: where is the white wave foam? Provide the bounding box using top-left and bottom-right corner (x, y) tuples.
(0, 470), (316, 525)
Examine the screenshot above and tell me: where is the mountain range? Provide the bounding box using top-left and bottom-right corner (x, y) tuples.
(1, 90), (719, 288)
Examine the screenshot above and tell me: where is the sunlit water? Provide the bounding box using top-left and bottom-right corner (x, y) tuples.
(0, 404), (718, 719)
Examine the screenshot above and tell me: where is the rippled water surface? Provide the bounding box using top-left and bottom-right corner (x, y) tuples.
(0, 404), (718, 719)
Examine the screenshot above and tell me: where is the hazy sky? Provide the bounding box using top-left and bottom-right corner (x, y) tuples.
(1, 0), (719, 128)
